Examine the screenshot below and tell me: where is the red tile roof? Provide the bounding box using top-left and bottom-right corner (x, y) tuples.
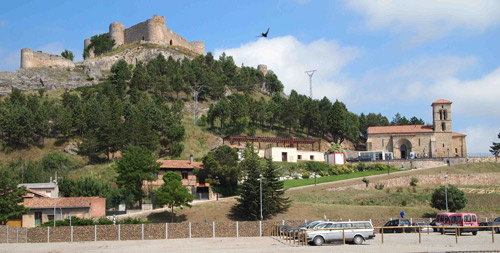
(452, 132), (467, 137)
(24, 188), (49, 198)
(157, 159), (203, 169)
(23, 197), (103, 209)
(432, 99), (452, 105)
(368, 124), (434, 134)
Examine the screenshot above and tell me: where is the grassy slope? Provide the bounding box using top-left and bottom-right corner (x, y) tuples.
(144, 162), (500, 223)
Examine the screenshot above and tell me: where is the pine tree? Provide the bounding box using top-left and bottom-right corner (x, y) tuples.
(231, 146), (262, 220)
(262, 159), (290, 217)
(0, 166), (29, 224)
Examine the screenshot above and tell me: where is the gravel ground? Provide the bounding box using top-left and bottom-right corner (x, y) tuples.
(1, 231), (499, 253)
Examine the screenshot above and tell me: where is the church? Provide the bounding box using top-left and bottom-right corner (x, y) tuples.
(366, 99), (467, 159)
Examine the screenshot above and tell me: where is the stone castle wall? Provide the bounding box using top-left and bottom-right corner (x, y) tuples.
(20, 48), (75, 69)
(86, 15), (205, 58)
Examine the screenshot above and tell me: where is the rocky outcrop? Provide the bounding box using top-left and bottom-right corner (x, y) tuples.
(0, 67), (95, 97)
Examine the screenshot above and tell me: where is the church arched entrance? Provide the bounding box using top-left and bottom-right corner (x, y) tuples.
(401, 144), (407, 159)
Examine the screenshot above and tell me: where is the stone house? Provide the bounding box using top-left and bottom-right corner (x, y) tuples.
(18, 183), (59, 198)
(367, 99), (467, 159)
(148, 156), (215, 200)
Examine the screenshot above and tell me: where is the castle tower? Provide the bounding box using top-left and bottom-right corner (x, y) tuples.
(147, 15), (166, 44)
(109, 22), (125, 48)
(20, 48), (33, 69)
(257, 64), (268, 76)
(432, 99), (452, 133)
(84, 39), (91, 49)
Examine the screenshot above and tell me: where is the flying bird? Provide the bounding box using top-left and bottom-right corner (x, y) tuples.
(257, 28), (270, 38)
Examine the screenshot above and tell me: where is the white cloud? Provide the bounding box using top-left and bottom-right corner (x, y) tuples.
(214, 36), (359, 101)
(346, 0), (500, 43)
(462, 125), (499, 154)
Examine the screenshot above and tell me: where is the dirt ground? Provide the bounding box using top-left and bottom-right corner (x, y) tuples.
(1, 231), (498, 253)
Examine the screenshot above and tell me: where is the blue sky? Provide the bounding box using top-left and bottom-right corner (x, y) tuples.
(1, 0), (499, 153)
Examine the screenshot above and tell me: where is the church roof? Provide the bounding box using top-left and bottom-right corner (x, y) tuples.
(431, 99), (452, 105)
(452, 132), (467, 137)
(368, 124), (434, 134)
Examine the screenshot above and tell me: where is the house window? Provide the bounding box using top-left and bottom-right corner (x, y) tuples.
(47, 215), (54, 221)
(181, 172), (188, 180)
(282, 152), (287, 162)
(297, 155), (302, 160)
(310, 155), (314, 160)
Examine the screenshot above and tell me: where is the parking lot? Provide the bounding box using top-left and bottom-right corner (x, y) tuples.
(0, 231), (499, 253)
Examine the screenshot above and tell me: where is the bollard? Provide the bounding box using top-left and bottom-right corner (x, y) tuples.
(118, 224), (120, 241)
(418, 227), (421, 244)
(236, 221), (239, 238)
(166, 223), (168, 239)
(492, 227), (495, 243)
(381, 227), (384, 244)
(342, 228), (345, 245)
(455, 227), (458, 244)
(427, 225), (430, 235)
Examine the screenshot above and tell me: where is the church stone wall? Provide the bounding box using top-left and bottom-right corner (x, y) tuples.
(21, 48), (75, 69)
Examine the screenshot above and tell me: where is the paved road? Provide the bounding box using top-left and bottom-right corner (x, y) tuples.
(1, 231), (498, 253)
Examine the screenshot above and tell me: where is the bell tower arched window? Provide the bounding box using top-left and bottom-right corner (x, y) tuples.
(442, 122), (446, 131)
(443, 110), (447, 120)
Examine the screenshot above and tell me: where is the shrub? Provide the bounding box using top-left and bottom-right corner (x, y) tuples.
(410, 177), (419, 186)
(375, 183), (385, 190)
(385, 187), (391, 194)
(301, 172), (310, 179)
(318, 170), (329, 177)
(401, 199), (407, 206)
(362, 178), (370, 187)
(396, 187), (403, 193)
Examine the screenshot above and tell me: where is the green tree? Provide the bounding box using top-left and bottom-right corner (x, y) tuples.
(0, 166), (29, 224)
(195, 145), (240, 196)
(430, 184), (467, 212)
(154, 172), (194, 222)
(231, 146), (262, 220)
(327, 142), (344, 153)
(114, 146), (161, 207)
(261, 159), (290, 217)
(61, 50), (74, 61)
(83, 34), (115, 59)
(490, 132), (500, 160)
(265, 70), (284, 95)
(130, 62), (151, 91)
(110, 59), (132, 81)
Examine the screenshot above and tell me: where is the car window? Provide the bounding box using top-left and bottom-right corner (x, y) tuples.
(444, 216), (450, 223)
(464, 215), (471, 222)
(333, 224), (342, 228)
(495, 217), (500, 222)
(402, 220), (410, 225)
(342, 223), (352, 228)
(457, 216), (462, 224)
(391, 221), (397, 226)
(451, 216), (456, 223)
(472, 215), (477, 222)
(437, 215), (441, 222)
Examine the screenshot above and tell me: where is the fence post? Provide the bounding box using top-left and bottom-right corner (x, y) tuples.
(455, 227), (458, 244)
(213, 221), (215, 238)
(166, 223), (168, 239)
(47, 227), (50, 243)
(236, 221), (239, 238)
(418, 227), (421, 244)
(16, 227), (18, 243)
(118, 224), (121, 241)
(189, 222), (192, 239)
(26, 227), (28, 243)
(142, 224), (144, 240)
(94, 225), (97, 242)
(6, 226), (8, 243)
(492, 227), (495, 243)
(71, 226), (73, 242)
(381, 227), (384, 244)
(259, 221), (262, 237)
(342, 228), (345, 245)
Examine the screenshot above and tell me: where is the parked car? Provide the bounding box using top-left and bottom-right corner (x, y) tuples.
(380, 219), (412, 233)
(429, 219), (442, 232)
(478, 222), (493, 231)
(280, 220), (325, 236)
(413, 222), (434, 233)
(493, 217), (500, 233)
(306, 221), (375, 246)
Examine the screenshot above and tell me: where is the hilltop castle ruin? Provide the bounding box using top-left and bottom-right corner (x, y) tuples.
(85, 14), (205, 58)
(20, 15), (205, 69)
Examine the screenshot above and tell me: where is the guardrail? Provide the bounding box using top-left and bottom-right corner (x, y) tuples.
(270, 225), (500, 246)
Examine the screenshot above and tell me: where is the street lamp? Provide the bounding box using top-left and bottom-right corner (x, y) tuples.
(444, 174), (449, 212)
(259, 174), (263, 221)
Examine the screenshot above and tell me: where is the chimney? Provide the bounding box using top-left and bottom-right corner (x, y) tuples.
(190, 154), (194, 164)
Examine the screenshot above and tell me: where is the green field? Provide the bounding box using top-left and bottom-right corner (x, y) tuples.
(283, 169), (391, 189)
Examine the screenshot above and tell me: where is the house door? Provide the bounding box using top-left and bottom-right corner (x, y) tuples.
(35, 212), (42, 227)
(400, 144), (407, 159)
(282, 152), (287, 162)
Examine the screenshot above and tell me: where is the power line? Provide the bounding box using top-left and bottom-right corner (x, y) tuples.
(305, 70), (316, 98)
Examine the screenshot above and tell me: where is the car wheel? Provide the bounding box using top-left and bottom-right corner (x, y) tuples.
(472, 231), (477, 236)
(313, 236), (324, 246)
(353, 235), (364, 245)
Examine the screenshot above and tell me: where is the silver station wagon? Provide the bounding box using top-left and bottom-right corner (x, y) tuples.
(306, 221), (375, 246)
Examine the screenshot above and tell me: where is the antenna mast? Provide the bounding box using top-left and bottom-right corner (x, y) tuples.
(305, 70), (316, 98)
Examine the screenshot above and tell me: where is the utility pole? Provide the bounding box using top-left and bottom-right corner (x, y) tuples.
(190, 85), (204, 126)
(305, 70), (316, 98)
(53, 171), (57, 228)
